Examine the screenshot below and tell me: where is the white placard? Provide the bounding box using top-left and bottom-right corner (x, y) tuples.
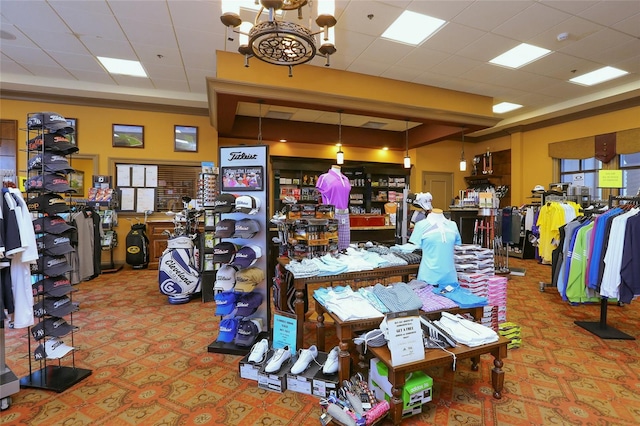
(120, 188), (135, 211)
(136, 188), (155, 213)
(131, 165), (146, 187)
(145, 165), (158, 187)
(116, 165), (131, 187)
(386, 312), (424, 367)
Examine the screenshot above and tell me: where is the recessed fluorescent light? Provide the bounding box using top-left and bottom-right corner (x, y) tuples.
(97, 56), (147, 77)
(489, 43), (550, 69)
(569, 66), (628, 86)
(382, 11), (446, 46)
(493, 102), (523, 114)
(382, 147), (389, 151)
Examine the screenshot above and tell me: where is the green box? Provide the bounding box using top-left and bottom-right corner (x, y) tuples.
(368, 358), (433, 413)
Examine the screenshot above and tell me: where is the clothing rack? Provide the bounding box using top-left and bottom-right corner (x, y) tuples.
(574, 195), (639, 340)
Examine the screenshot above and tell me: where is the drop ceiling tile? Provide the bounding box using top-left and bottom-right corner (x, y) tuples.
(457, 62), (513, 84)
(53, 6), (126, 41)
(337, 0), (402, 37)
(65, 69), (116, 85)
(395, 47), (450, 70)
(151, 78), (190, 93)
(493, 2), (571, 40)
(425, 22), (486, 55)
(0, 45), (58, 67)
(120, 20), (178, 48)
(111, 75), (155, 89)
(0, 24), (40, 49)
(21, 64), (74, 80)
(456, 32), (519, 62)
(0, 57), (29, 75)
(381, 66), (424, 82)
(615, 12), (640, 37)
(46, 51), (103, 72)
(346, 57), (390, 76)
(451, 0), (531, 32)
(80, 37), (138, 61)
(145, 64), (186, 80)
(134, 46), (182, 65)
(409, 0), (472, 21)
(615, 55), (640, 74)
(430, 55), (484, 78)
(522, 51), (591, 80)
(359, 38), (413, 63)
(577, 0), (640, 27)
(108, 0), (172, 26)
(21, 29), (88, 55)
(527, 16), (604, 51)
(535, 80), (592, 98)
(0, 1), (65, 30)
(539, 1), (598, 15)
(589, 39), (640, 68)
(412, 71), (453, 88)
(175, 27), (226, 53)
(558, 28), (636, 61)
(333, 28), (377, 58)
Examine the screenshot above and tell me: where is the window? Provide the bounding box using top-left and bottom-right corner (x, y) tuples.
(560, 157), (602, 199)
(620, 153), (640, 196)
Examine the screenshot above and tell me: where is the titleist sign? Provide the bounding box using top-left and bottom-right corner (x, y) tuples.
(227, 151), (258, 161)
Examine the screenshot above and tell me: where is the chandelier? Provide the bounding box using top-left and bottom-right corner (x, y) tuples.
(220, 0), (337, 76)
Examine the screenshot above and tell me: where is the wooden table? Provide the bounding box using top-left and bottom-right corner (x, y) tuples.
(368, 336), (510, 425)
(313, 298), (484, 383)
(276, 258), (419, 351)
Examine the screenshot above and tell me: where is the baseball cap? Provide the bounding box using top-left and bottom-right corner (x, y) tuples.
(230, 244), (262, 269)
(413, 192), (433, 210)
(27, 133), (79, 155)
(532, 185), (545, 193)
(27, 112), (74, 134)
(34, 338), (74, 360)
(214, 290), (238, 316)
(27, 193), (69, 215)
(235, 195), (261, 214)
(32, 215), (75, 235)
(216, 317), (239, 343)
(33, 296), (79, 318)
(234, 267), (265, 292)
(33, 275), (76, 297)
(214, 264), (237, 291)
(26, 173), (76, 193)
(234, 318), (260, 347)
(213, 242), (237, 264)
(28, 152), (75, 174)
(34, 254), (72, 277)
(213, 193), (237, 213)
(37, 233), (75, 256)
(214, 219), (236, 238)
(235, 291), (264, 317)
(234, 218), (260, 238)
(30, 317), (77, 340)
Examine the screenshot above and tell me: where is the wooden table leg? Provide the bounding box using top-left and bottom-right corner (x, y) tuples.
(316, 306), (326, 352)
(491, 347), (506, 399)
(294, 288), (306, 351)
(388, 370), (406, 426)
(471, 356), (480, 371)
(338, 341), (350, 383)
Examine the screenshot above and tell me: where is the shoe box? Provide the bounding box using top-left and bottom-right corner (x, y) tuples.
(256, 349), (293, 393)
(368, 357), (433, 418)
(285, 350), (324, 395)
(239, 352), (263, 381)
(311, 351), (340, 398)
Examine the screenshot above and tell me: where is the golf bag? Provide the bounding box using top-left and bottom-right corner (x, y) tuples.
(126, 223), (149, 269)
(158, 235), (201, 304)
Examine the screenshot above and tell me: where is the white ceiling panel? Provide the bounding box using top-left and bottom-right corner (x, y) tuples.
(425, 22), (487, 55)
(52, 5), (125, 41)
(145, 64), (187, 81)
(46, 51), (104, 73)
(456, 32), (519, 63)
(120, 21), (178, 48)
(493, 2), (571, 41)
(539, 1), (598, 15)
(337, 1), (401, 37)
(0, 24), (41, 49)
(527, 16), (604, 50)
(65, 69), (116, 85)
(346, 57), (390, 77)
(80, 36), (138, 60)
(111, 74), (155, 89)
(169, 0), (225, 34)
(452, 0), (531, 32)
(0, 57), (30, 75)
(615, 12), (640, 38)
(0, 45), (59, 67)
(0, 1), (65, 30)
(430, 55), (484, 78)
(359, 38), (414, 63)
(589, 39), (640, 68)
(394, 46), (450, 70)
(332, 28), (376, 58)
(108, 0), (172, 26)
(20, 64), (75, 80)
(22, 29), (88, 55)
(151, 78), (191, 93)
(577, 1), (640, 27)
(559, 28), (636, 61)
(381, 66), (424, 82)
(409, 0), (472, 21)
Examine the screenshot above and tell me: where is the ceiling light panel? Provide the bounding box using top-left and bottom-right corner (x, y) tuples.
(97, 56), (147, 77)
(569, 66), (628, 86)
(489, 43), (551, 69)
(381, 10), (446, 46)
(493, 102), (523, 114)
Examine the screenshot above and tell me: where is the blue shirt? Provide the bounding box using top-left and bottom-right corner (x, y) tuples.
(409, 217), (461, 285)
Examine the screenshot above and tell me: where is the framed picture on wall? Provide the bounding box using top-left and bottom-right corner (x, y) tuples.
(65, 118), (77, 146)
(68, 171), (85, 196)
(113, 124), (144, 148)
(174, 125), (198, 152)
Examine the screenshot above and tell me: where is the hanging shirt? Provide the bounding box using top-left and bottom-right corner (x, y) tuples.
(409, 215), (461, 286)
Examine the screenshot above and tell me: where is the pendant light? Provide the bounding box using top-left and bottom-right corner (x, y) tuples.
(403, 120), (411, 169)
(459, 128), (467, 172)
(336, 110), (344, 165)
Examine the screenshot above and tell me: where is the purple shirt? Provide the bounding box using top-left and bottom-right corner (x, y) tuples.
(316, 168), (351, 210)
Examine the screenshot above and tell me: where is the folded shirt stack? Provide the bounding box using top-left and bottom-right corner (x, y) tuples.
(372, 283), (423, 313)
(435, 312), (499, 347)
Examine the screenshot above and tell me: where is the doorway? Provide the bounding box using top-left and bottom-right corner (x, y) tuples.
(422, 171), (454, 210)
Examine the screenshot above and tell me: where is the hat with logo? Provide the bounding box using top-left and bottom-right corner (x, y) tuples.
(230, 244), (262, 269)
(213, 242), (237, 264)
(233, 218), (260, 238)
(30, 317), (77, 340)
(33, 296), (79, 318)
(413, 192), (433, 210)
(233, 318), (260, 347)
(34, 338), (74, 360)
(235, 291), (264, 317)
(214, 290), (238, 316)
(216, 317), (239, 343)
(37, 233), (75, 256)
(27, 112), (74, 134)
(33, 275), (76, 297)
(34, 254), (72, 277)
(235, 195), (261, 214)
(214, 219), (236, 238)
(28, 152), (75, 174)
(532, 185), (545, 193)
(213, 193), (237, 213)
(214, 264), (237, 291)
(27, 133), (79, 155)
(32, 215), (75, 235)
(26, 173), (76, 193)
(234, 267), (265, 292)
(27, 193), (69, 215)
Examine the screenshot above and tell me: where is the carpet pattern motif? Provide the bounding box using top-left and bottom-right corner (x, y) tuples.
(2, 258), (639, 425)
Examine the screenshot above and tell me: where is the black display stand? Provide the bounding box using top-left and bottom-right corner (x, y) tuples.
(574, 195), (638, 341)
(20, 366), (92, 393)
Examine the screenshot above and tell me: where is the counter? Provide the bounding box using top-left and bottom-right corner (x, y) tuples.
(447, 208), (480, 244)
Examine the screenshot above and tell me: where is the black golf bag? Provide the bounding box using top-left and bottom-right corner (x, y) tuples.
(126, 223), (149, 269)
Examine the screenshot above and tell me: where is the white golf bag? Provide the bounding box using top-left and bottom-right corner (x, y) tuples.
(158, 235), (201, 304)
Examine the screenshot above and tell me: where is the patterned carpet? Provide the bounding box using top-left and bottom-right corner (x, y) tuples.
(2, 258), (639, 426)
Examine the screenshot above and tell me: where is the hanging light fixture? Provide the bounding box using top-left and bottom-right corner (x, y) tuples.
(336, 110), (344, 164)
(403, 120), (411, 169)
(220, 0), (337, 77)
(459, 128), (467, 172)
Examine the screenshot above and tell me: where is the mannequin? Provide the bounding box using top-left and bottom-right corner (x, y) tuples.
(316, 165), (352, 249)
(409, 205), (461, 285)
